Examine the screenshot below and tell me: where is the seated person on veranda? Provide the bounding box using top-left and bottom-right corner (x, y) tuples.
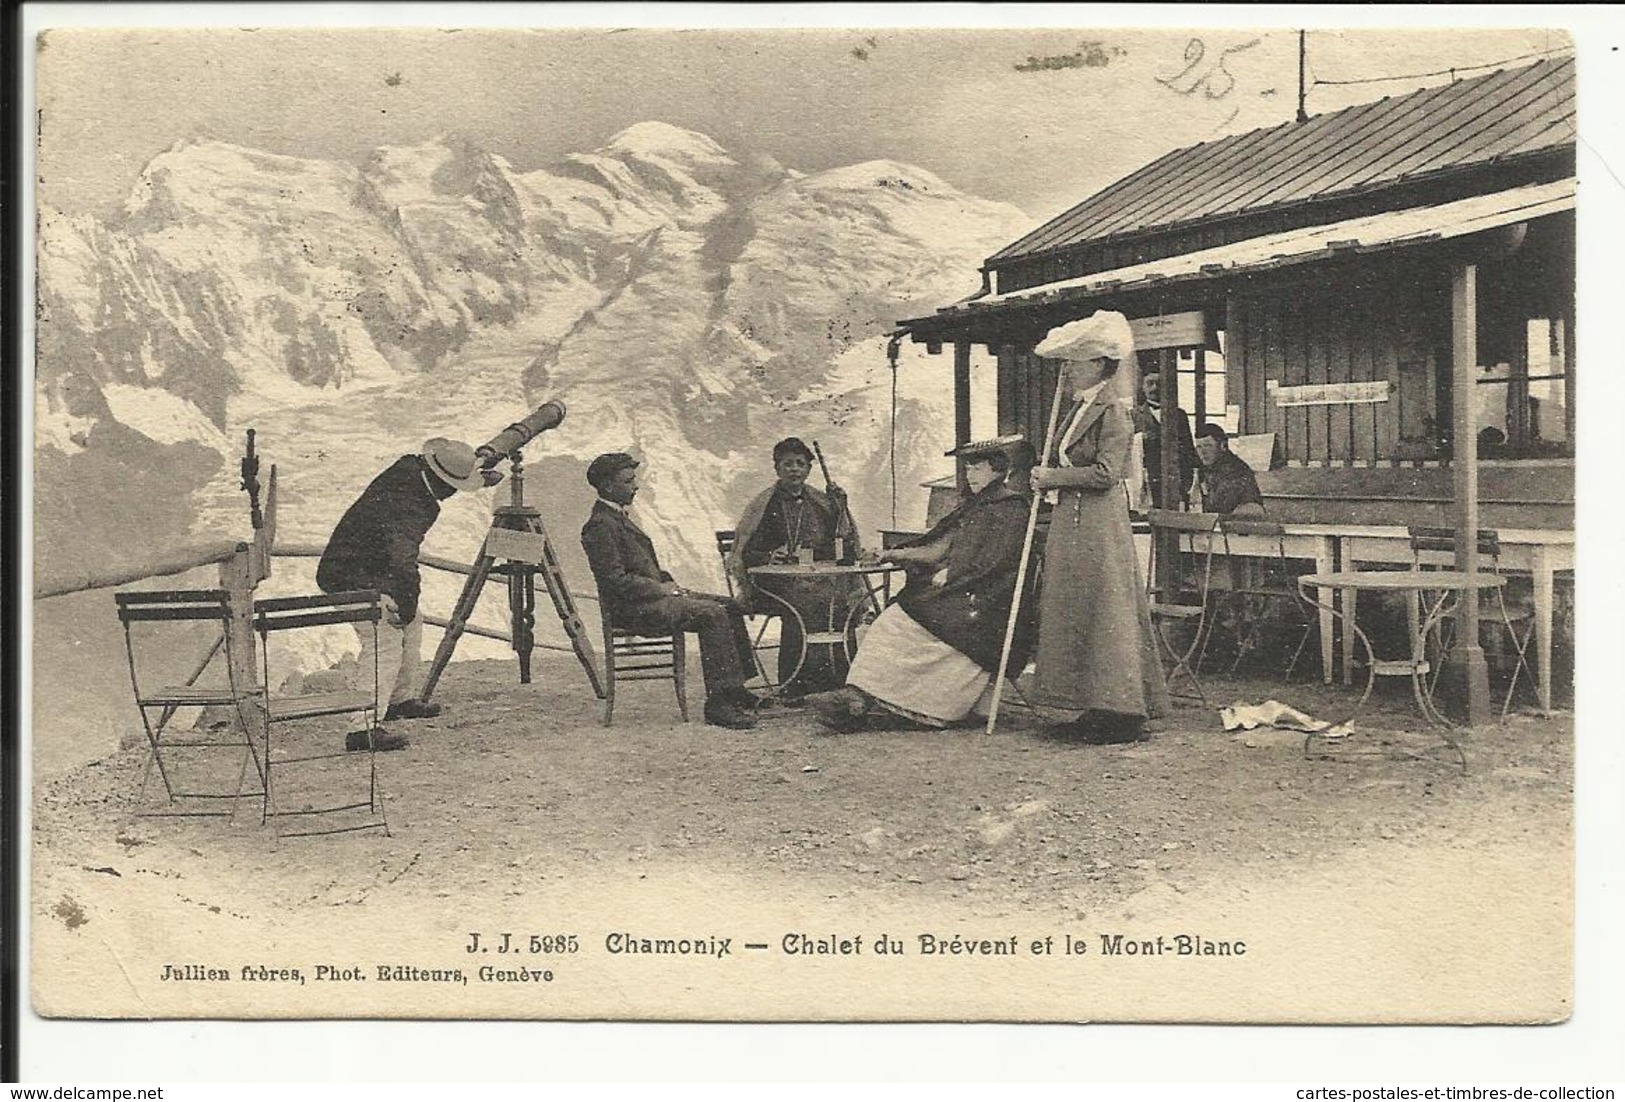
(806, 441), (1035, 731)
(1193, 424), (1266, 518)
(728, 436), (863, 699)
(1191, 424), (1270, 627)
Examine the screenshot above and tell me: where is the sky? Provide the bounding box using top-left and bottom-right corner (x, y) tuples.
(30, 11), (1573, 224)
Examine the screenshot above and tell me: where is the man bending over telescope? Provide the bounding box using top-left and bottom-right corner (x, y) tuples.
(316, 401), (564, 751)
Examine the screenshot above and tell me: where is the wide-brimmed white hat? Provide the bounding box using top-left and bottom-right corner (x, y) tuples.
(420, 437), (485, 491)
(1035, 310), (1135, 364)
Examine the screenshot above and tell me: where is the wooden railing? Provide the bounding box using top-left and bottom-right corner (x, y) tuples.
(34, 541), (244, 601)
(269, 541), (598, 654)
(33, 442), (598, 706)
(270, 541), (598, 601)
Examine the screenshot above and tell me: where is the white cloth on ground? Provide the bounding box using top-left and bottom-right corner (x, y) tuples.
(846, 604), (993, 727)
(1220, 699), (1352, 739)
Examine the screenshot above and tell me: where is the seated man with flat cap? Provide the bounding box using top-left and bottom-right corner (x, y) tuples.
(317, 436), (502, 752)
(581, 452), (762, 730)
(807, 438), (1035, 730)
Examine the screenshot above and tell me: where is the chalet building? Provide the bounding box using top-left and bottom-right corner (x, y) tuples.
(902, 57), (1575, 532)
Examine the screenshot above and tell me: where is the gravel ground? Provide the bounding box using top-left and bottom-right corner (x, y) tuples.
(31, 653), (1574, 1022)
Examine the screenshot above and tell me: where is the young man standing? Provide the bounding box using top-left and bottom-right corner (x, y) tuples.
(1134, 372), (1199, 509)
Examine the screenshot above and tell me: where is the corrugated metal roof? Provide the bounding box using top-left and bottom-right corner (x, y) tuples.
(989, 57), (1575, 265)
(933, 178), (1572, 321)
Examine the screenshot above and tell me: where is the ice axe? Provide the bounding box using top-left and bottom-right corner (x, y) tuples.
(811, 439), (860, 564)
(985, 375), (1069, 735)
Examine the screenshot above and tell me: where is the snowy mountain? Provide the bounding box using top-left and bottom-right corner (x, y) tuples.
(35, 123), (1032, 699)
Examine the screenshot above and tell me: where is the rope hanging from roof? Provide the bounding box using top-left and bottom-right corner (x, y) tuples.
(884, 330), (910, 528)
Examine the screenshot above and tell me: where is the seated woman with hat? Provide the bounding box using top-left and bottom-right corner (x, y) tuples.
(807, 438), (1035, 730)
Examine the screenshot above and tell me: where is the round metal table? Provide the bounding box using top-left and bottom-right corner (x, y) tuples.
(748, 562), (899, 692)
(1297, 570), (1506, 767)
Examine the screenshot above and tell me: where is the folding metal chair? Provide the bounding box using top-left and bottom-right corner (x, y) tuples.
(1209, 518), (1316, 679)
(1409, 527), (1535, 716)
(599, 599), (688, 727)
(115, 589), (264, 818)
(254, 590), (389, 838)
(1145, 509), (1221, 706)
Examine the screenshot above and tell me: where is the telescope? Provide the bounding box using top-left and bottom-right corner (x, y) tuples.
(422, 394), (604, 703)
(475, 399), (567, 468)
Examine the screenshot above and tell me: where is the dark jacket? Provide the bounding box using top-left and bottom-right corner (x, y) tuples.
(1134, 402), (1198, 508)
(1202, 449), (1266, 515)
(316, 455), (440, 622)
(741, 486), (840, 568)
(729, 482), (856, 607)
(580, 500), (675, 629)
(896, 481), (1036, 672)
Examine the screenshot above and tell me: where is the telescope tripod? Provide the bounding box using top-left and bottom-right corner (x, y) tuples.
(419, 454), (605, 703)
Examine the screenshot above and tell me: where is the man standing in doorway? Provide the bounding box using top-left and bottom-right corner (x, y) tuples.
(1134, 371), (1198, 509)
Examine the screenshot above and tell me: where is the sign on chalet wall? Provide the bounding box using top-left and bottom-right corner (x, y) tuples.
(1129, 311), (1206, 351)
(1267, 380), (1392, 407)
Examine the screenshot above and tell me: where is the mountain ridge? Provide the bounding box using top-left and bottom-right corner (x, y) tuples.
(36, 121), (1032, 645)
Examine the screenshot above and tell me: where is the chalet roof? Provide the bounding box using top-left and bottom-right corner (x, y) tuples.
(917, 178), (1573, 328)
(988, 56), (1575, 266)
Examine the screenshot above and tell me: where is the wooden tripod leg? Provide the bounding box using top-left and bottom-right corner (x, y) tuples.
(523, 516), (606, 699)
(420, 550), (496, 702)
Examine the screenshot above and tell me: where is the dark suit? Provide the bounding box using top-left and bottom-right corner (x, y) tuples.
(580, 499), (755, 698)
(317, 455), (439, 622)
(1133, 402), (1198, 509)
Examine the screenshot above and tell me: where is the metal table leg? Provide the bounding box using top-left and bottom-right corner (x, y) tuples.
(753, 581), (809, 697)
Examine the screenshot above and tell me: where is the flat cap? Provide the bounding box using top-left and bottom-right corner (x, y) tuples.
(586, 452), (640, 489)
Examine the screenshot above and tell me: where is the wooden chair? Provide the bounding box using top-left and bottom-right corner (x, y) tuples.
(715, 528), (779, 688)
(115, 589), (264, 818)
(1209, 518), (1316, 679)
(1408, 527), (1535, 716)
(1145, 509), (1221, 706)
(254, 590), (389, 838)
(600, 600), (689, 727)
